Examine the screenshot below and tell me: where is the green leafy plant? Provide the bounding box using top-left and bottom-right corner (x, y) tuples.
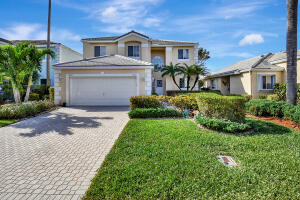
(49, 87), (54, 102)
(246, 99), (287, 118)
(169, 94), (198, 111)
(128, 108), (181, 118)
(0, 100), (54, 119)
(28, 93), (40, 101)
(267, 94), (280, 101)
(130, 96), (161, 110)
(196, 93), (246, 122)
(258, 94), (268, 99)
(194, 114), (251, 133)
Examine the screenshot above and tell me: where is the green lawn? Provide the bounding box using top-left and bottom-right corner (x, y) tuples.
(0, 119), (17, 127)
(84, 118), (300, 199)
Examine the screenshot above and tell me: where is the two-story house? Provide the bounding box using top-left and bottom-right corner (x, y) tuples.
(53, 30), (198, 106)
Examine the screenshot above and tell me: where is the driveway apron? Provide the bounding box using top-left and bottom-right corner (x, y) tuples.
(0, 106), (129, 200)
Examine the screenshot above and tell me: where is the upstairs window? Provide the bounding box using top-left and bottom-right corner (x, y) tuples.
(128, 45), (140, 58)
(178, 49), (189, 60)
(152, 56), (164, 72)
(94, 46), (106, 57)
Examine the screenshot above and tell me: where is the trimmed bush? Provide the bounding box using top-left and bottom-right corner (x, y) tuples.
(241, 94), (252, 102)
(0, 100), (55, 119)
(29, 93), (40, 101)
(258, 94), (268, 99)
(0, 95), (3, 104)
(194, 115), (251, 133)
(196, 93), (246, 122)
(282, 104), (300, 125)
(128, 108), (181, 119)
(49, 87), (54, 102)
(169, 94), (198, 111)
(246, 99), (287, 118)
(273, 83), (300, 103)
(267, 94), (280, 101)
(130, 96), (161, 110)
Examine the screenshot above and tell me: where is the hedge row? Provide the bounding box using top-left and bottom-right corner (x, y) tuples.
(128, 108), (181, 119)
(246, 99), (300, 125)
(194, 115), (252, 133)
(0, 100), (55, 119)
(196, 93), (246, 122)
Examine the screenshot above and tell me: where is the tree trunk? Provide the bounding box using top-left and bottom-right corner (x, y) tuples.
(191, 75), (199, 91)
(286, 0), (298, 105)
(11, 83), (21, 103)
(46, 0), (52, 86)
(172, 76), (181, 90)
(24, 72), (33, 102)
(187, 75), (190, 91)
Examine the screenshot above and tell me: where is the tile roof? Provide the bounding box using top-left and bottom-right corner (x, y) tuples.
(11, 40), (60, 45)
(0, 38), (11, 44)
(207, 52), (286, 78)
(81, 30), (197, 46)
(53, 55), (153, 67)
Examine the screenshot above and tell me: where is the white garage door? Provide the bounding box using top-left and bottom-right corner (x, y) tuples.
(69, 76), (137, 106)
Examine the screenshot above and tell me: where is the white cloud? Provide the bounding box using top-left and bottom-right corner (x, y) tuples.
(239, 34), (264, 46)
(0, 23), (81, 42)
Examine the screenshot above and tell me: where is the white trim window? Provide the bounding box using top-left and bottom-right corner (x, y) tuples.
(128, 45), (140, 59)
(178, 49), (189, 60)
(210, 79), (217, 89)
(94, 46), (106, 57)
(257, 74), (276, 90)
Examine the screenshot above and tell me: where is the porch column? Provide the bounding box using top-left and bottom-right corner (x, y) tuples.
(117, 42), (125, 56)
(165, 47), (172, 65)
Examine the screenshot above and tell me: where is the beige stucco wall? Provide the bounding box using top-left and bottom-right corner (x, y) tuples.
(171, 46), (195, 66)
(274, 59), (300, 83)
(250, 71), (283, 98)
(83, 42), (118, 59)
(230, 72), (251, 95)
(55, 68), (148, 105)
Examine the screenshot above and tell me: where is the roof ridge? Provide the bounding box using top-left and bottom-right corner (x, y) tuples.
(251, 53), (273, 69)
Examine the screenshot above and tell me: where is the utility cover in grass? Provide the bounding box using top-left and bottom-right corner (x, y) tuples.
(217, 155), (237, 167)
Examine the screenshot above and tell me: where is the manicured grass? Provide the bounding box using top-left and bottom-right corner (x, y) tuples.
(84, 118), (300, 199)
(0, 119), (17, 127)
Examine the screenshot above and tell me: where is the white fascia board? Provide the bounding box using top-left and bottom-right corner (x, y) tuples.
(82, 40), (116, 43)
(115, 32), (149, 41)
(151, 44), (196, 47)
(52, 65), (154, 69)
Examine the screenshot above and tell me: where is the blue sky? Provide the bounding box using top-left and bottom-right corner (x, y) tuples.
(0, 0), (292, 72)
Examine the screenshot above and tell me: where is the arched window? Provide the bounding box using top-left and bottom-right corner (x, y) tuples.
(152, 56), (164, 72)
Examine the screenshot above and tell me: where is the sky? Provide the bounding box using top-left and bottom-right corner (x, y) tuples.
(0, 0), (294, 72)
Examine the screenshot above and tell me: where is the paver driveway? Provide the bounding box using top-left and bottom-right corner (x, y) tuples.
(0, 106), (130, 200)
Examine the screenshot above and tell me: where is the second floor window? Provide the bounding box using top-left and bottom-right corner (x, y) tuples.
(128, 45), (140, 58)
(178, 49), (189, 60)
(94, 46), (106, 57)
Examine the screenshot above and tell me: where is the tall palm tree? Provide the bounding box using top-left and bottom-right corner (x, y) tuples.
(0, 43), (29, 103)
(24, 45), (55, 102)
(286, 0), (298, 105)
(46, 0), (52, 86)
(161, 63), (181, 90)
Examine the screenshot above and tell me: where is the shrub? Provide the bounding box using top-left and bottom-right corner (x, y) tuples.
(0, 94), (3, 104)
(130, 96), (161, 110)
(258, 94), (267, 99)
(128, 108), (181, 119)
(246, 99), (287, 118)
(241, 94), (252, 102)
(194, 115), (252, 133)
(273, 83), (287, 101)
(49, 87), (54, 102)
(267, 94), (280, 101)
(282, 104), (300, 125)
(196, 93), (246, 122)
(29, 93), (40, 101)
(169, 94), (198, 111)
(0, 100), (55, 119)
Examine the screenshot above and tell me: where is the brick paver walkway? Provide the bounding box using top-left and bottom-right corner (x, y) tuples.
(0, 107), (129, 200)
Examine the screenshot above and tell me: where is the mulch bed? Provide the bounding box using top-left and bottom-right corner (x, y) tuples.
(246, 114), (300, 131)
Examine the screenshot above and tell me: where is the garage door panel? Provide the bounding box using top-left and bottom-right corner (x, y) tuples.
(70, 76), (137, 106)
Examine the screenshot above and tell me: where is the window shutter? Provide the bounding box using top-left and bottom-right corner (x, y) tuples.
(257, 74), (262, 90)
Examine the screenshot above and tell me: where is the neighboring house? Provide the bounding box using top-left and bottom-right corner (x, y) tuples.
(0, 38), (11, 45)
(203, 51), (300, 98)
(11, 40), (82, 86)
(53, 30), (199, 106)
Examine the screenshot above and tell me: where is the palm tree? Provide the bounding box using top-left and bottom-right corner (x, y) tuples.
(286, 0), (298, 105)
(177, 64), (195, 91)
(190, 64), (208, 90)
(24, 44), (55, 102)
(0, 43), (29, 103)
(46, 0), (52, 86)
(161, 63), (181, 90)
